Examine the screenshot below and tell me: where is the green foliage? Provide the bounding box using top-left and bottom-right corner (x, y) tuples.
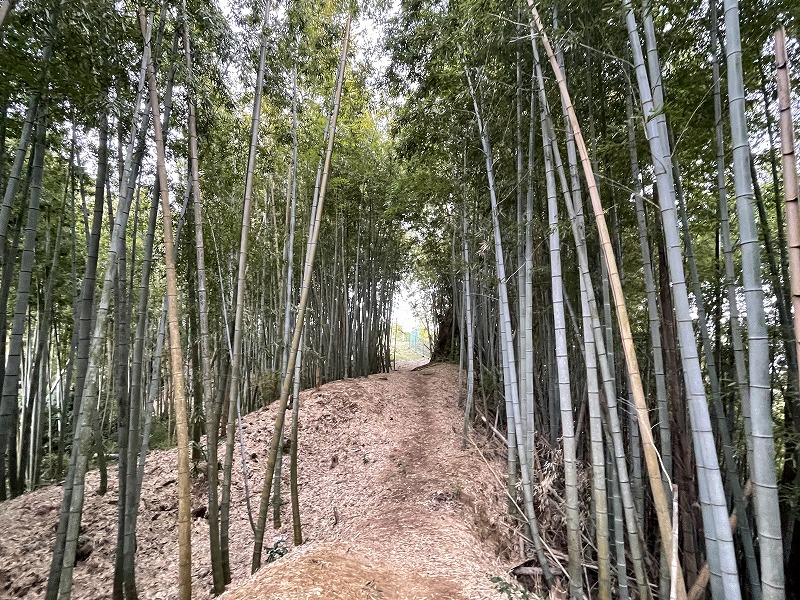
(265, 538), (289, 564)
(490, 576), (535, 600)
(1, 0), (138, 126)
(2, 0), (799, 580)
(147, 416), (175, 452)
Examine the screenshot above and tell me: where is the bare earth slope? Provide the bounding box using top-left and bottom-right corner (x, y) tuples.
(0, 362), (511, 599)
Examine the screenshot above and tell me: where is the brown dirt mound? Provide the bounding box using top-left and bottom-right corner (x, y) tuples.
(223, 543), (459, 599)
(0, 362), (513, 599)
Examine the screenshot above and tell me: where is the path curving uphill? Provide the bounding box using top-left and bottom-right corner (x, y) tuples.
(0, 362), (511, 599)
(223, 361), (510, 599)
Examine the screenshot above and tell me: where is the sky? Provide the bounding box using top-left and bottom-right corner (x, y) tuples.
(355, 5), (427, 335)
(393, 287), (418, 332)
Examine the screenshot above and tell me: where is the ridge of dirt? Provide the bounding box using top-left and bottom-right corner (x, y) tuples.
(0, 361), (514, 599)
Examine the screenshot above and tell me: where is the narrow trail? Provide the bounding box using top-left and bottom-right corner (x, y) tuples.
(225, 361), (510, 599)
(0, 362), (512, 600)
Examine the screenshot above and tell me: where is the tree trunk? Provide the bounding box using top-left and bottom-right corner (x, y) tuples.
(528, 3), (686, 596)
(182, 4), (224, 590)
(464, 57), (554, 588)
(542, 100), (582, 597)
(221, 0), (272, 584)
(0, 113), (46, 499)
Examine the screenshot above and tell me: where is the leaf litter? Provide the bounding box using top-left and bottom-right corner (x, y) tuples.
(0, 361), (518, 599)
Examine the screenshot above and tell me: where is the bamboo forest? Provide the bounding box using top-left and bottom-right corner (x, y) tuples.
(2, 0), (800, 598)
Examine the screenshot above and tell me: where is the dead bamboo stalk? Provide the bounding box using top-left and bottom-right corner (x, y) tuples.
(139, 6), (192, 598)
(776, 25), (800, 378)
(525, 3), (685, 598)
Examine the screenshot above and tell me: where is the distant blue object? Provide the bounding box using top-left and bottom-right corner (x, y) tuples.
(409, 328), (419, 352)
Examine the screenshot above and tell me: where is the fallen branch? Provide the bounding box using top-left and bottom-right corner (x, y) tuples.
(475, 407), (508, 446)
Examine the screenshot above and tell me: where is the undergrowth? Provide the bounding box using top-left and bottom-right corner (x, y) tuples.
(490, 576), (540, 599)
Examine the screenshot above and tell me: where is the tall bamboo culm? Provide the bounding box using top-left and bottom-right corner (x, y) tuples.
(724, 3), (784, 598)
(251, 13), (352, 572)
(527, 3), (686, 598)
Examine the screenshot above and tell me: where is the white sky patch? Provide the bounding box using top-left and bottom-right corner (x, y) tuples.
(392, 285), (417, 332)
(354, 13), (390, 75)
(393, 281), (428, 332)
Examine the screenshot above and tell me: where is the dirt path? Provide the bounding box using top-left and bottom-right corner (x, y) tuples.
(225, 362), (510, 599)
(0, 363), (512, 599)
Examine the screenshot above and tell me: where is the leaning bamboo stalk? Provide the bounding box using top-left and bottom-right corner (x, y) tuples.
(688, 482), (755, 600)
(515, 49), (527, 440)
(711, 17), (761, 600)
(580, 276), (611, 599)
(542, 107), (582, 596)
(672, 114), (760, 595)
(50, 96), (152, 600)
(776, 22), (800, 576)
(0, 0), (14, 28)
(536, 44), (620, 596)
(623, 3), (740, 596)
(540, 42), (639, 597)
(182, 2), (223, 591)
(461, 209), (475, 447)
(538, 84), (650, 597)
(526, 3), (684, 597)
(56, 107), (138, 600)
(220, 0), (272, 583)
(122, 51), (179, 600)
(271, 67), (301, 527)
(670, 485), (680, 600)
(282, 66), (300, 380)
(0, 99), (36, 255)
(463, 59), (554, 587)
(0, 5), (59, 255)
(0, 115), (46, 498)
(523, 79), (536, 476)
(122, 188), (158, 599)
(251, 14), (351, 572)
(289, 326), (305, 545)
(625, 79), (671, 481)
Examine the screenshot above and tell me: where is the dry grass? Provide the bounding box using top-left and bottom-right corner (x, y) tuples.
(1, 361), (515, 599)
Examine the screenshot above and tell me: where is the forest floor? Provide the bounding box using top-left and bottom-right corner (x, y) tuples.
(0, 361), (520, 599)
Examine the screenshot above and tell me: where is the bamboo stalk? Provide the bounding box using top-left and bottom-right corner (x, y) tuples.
(139, 6), (192, 597)
(724, 3), (784, 597)
(526, 4), (685, 598)
(251, 14), (352, 572)
(670, 485), (680, 600)
(182, 2), (224, 590)
(776, 26), (800, 392)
